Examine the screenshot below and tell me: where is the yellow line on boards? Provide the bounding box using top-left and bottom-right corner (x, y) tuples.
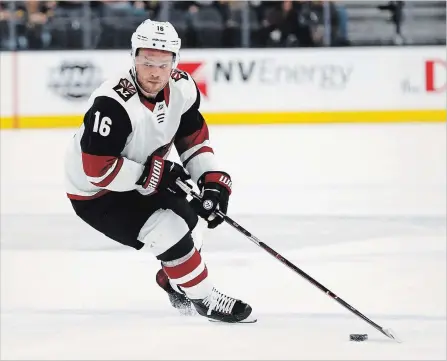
(0, 110), (445, 129)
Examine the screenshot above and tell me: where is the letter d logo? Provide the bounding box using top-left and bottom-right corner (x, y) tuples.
(425, 59), (446, 93)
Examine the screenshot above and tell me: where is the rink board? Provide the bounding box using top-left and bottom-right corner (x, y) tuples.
(0, 47), (446, 128)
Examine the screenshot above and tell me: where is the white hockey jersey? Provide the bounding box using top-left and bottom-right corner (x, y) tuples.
(64, 68), (219, 200)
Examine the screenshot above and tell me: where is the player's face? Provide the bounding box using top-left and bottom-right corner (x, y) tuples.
(135, 48), (174, 97)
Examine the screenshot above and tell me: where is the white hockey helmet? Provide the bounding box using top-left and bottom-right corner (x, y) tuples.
(131, 19), (181, 73)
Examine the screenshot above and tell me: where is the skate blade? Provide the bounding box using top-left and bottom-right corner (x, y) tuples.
(209, 315), (257, 324)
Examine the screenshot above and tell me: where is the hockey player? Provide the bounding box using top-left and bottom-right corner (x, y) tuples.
(64, 19), (253, 323)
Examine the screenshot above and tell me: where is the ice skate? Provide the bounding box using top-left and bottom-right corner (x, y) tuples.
(191, 287), (256, 323)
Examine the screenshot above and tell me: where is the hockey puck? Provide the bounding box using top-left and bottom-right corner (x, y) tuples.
(350, 334), (368, 342)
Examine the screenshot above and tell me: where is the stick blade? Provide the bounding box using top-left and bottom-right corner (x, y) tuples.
(383, 328), (402, 343)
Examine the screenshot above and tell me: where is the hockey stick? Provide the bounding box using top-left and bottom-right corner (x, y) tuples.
(176, 179), (401, 343)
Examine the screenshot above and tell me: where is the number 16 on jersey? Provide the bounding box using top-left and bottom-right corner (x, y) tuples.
(93, 111), (112, 137)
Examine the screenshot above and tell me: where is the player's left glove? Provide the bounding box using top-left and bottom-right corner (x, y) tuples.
(191, 171), (232, 229)
(136, 155), (190, 195)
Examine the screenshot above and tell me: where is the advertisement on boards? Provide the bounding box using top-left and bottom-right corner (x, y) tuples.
(178, 48), (360, 112)
(17, 51), (132, 117)
(47, 61), (104, 101)
(179, 47), (447, 112)
(401, 58), (446, 94)
(212, 59), (352, 90)
(0, 47), (445, 128)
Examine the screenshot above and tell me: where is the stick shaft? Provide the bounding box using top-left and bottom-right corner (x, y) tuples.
(176, 179), (394, 340)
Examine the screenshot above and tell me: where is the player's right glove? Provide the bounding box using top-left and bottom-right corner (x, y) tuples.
(190, 171), (232, 229)
(136, 155), (190, 194)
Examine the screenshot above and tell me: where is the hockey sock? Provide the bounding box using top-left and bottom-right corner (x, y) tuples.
(162, 247), (212, 300)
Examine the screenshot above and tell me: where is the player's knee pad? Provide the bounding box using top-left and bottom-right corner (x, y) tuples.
(191, 218), (206, 251)
(138, 209), (192, 256)
(138, 195), (199, 256)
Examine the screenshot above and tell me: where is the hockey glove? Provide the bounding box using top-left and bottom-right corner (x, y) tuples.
(136, 155), (190, 194)
(191, 171), (232, 229)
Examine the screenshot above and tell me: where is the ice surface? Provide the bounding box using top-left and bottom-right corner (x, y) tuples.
(1, 231), (445, 360)
(1, 124), (446, 360)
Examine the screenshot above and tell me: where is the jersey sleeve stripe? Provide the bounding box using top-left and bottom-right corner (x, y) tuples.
(183, 146), (214, 167)
(90, 158), (124, 187)
(178, 140), (211, 163)
(66, 189), (110, 200)
(175, 123), (209, 156)
(81, 153), (118, 177)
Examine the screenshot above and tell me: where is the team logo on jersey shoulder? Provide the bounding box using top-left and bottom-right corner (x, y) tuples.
(171, 69), (189, 82)
(113, 78), (137, 102)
